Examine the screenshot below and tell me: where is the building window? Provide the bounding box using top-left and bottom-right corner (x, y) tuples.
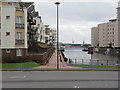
(6, 49), (10, 53)
(16, 49), (22, 56)
(16, 16), (22, 24)
(16, 32), (22, 40)
(6, 32), (10, 36)
(6, 16), (10, 19)
(11, 2), (16, 6)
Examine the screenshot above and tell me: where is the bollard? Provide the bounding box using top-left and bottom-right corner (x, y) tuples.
(75, 59), (76, 64)
(90, 59), (92, 65)
(97, 60), (99, 65)
(82, 59), (84, 65)
(107, 60), (108, 66)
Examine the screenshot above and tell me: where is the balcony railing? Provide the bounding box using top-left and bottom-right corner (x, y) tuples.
(29, 20), (36, 25)
(16, 8), (23, 11)
(16, 39), (24, 44)
(16, 23), (24, 29)
(27, 15), (33, 22)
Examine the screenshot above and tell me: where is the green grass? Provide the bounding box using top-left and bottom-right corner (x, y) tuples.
(0, 62), (41, 68)
(68, 64), (120, 68)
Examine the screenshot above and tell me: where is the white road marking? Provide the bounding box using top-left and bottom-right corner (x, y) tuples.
(74, 86), (79, 88)
(9, 76), (26, 79)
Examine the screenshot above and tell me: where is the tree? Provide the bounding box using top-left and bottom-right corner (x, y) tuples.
(108, 42), (112, 48)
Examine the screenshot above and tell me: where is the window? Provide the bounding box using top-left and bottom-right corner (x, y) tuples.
(16, 32), (22, 40)
(6, 16), (10, 20)
(6, 32), (10, 36)
(16, 49), (22, 56)
(16, 16), (22, 24)
(6, 49), (10, 53)
(8, 2), (16, 6)
(11, 2), (16, 6)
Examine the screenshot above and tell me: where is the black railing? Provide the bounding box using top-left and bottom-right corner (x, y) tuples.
(16, 39), (24, 44)
(16, 23), (24, 29)
(29, 20), (36, 25)
(27, 15), (33, 22)
(68, 58), (120, 66)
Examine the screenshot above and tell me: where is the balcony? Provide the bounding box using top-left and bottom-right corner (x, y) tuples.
(27, 15), (33, 22)
(16, 23), (24, 29)
(16, 39), (24, 44)
(16, 8), (23, 11)
(29, 20), (36, 25)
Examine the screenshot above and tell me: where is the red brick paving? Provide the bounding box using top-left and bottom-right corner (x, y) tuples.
(34, 51), (80, 69)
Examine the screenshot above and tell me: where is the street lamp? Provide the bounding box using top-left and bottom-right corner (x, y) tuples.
(55, 2), (60, 70)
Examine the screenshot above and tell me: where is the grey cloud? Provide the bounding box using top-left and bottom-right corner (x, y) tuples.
(34, 2), (116, 43)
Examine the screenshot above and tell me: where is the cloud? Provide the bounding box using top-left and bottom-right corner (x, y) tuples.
(34, 2), (117, 44)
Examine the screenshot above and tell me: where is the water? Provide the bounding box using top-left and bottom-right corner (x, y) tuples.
(63, 48), (120, 65)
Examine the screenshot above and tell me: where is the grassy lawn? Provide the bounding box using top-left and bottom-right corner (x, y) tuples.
(68, 64), (120, 68)
(0, 62), (41, 68)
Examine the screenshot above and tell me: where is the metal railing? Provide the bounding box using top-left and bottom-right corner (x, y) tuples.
(16, 23), (24, 29)
(68, 58), (120, 66)
(16, 39), (24, 44)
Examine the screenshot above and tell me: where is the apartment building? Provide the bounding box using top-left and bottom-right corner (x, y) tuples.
(1, 2), (28, 58)
(33, 16), (46, 44)
(0, 1), (56, 61)
(91, 27), (99, 47)
(116, 2), (120, 48)
(44, 25), (56, 45)
(98, 23), (108, 47)
(107, 19), (117, 47)
(91, 2), (120, 48)
(91, 19), (117, 48)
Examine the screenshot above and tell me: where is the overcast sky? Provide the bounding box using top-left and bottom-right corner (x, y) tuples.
(23, 0), (118, 44)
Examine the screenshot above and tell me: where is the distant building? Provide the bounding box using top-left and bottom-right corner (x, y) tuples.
(91, 27), (99, 47)
(91, 2), (120, 48)
(45, 25), (56, 45)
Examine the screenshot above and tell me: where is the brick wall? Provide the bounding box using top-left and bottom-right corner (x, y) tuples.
(2, 48), (27, 58)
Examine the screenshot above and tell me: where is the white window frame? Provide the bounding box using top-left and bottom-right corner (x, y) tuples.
(16, 32), (22, 40)
(16, 16), (22, 24)
(16, 49), (22, 56)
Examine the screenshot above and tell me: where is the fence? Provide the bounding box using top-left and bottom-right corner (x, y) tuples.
(68, 58), (120, 66)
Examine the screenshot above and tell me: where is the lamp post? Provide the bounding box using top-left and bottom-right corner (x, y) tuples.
(55, 2), (60, 70)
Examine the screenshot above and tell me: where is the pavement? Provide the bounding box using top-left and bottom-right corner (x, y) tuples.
(2, 71), (119, 88)
(34, 51), (79, 69)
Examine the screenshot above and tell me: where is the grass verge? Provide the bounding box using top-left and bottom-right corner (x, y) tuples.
(68, 64), (120, 68)
(0, 62), (41, 68)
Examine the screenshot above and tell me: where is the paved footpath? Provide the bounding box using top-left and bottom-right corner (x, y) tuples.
(34, 51), (79, 69)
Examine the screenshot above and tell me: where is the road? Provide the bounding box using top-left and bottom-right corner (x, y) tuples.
(2, 71), (119, 88)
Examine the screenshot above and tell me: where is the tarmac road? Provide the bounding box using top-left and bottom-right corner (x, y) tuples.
(2, 71), (119, 88)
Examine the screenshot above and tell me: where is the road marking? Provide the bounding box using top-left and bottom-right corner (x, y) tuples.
(9, 76), (26, 79)
(74, 86), (79, 88)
